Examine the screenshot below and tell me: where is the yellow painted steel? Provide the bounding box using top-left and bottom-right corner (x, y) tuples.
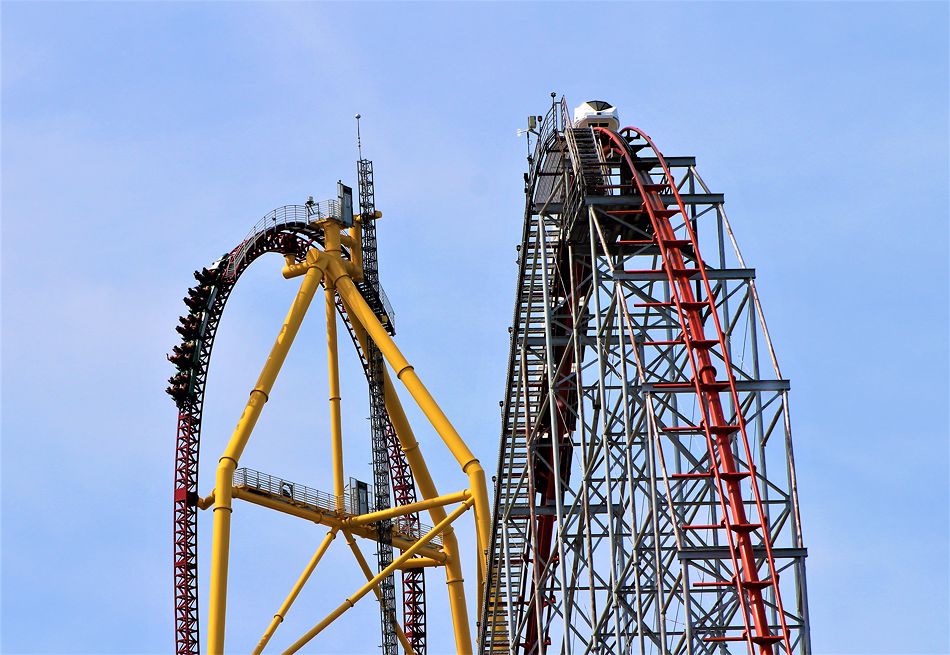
(340, 298), (473, 654)
(207, 254), (326, 655)
(206, 210), (486, 653)
(252, 529), (338, 655)
(345, 490), (470, 527)
(326, 281), (345, 511)
(341, 531), (417, 655)
(397, 557), (443, 570)
(331, 260), (491, 598)
(282, 498), (475, 655)
(231, 488), (447, 562)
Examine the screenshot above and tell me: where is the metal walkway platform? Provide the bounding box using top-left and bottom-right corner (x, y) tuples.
(232, 468), (443, 549)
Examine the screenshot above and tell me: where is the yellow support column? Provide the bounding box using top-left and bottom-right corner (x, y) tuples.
(330, 259), (491, 592)
(382, 368), (475, 653)
(326, 281), (345, 510)
(340, 297), (474, 654)
(206, 251), (326, 655)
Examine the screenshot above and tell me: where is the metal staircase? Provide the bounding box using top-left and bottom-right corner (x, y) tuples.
(356, 157), (399, 655)
(566, 127), (605, 191)
(480, 100), (808, 655)
(481, 154), (567, 652)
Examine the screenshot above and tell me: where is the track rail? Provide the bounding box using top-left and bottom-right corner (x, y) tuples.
(481, 103), (808, 655)
(170, 208), (424, 654)
(596, 126), (790, 653)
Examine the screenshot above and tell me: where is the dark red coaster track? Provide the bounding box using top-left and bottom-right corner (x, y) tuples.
(170, 211), (425, 654)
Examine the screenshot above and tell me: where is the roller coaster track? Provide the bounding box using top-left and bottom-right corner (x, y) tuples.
(170, 205), (425, 654)
(169, 101), (809, 655)
(479, 101), (809, 655)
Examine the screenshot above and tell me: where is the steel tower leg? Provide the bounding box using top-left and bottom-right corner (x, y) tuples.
(207, 254), (326, 654)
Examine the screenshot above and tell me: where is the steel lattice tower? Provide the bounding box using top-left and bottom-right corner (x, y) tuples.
(479, 98), (810, 655)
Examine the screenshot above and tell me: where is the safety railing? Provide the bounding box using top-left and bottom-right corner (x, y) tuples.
(375, 284), (396, 329)
(232, 467), (441, 547)
(234, 467), (344, 514)
(559, 95), (571, 131)
(223, 200), (340, 280)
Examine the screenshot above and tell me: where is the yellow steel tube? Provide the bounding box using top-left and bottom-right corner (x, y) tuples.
(397, 557), (443, 570)
(231, 488), (447, 562)
(326, 282), (345, 511)
(383, 369), (473, 654)
(345, 490), (470, 528)
(344, 219), (362, 277)
(331, 260), (491, 591)
(282, 498), (475, 655)
(207, 255), (326, 655)
(341, 531), (416, 655)
(340, 297), (473, 654)
(282, 261), (309, 279)
(252, 529), (338, 655)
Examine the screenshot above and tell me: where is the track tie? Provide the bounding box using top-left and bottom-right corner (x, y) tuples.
(617, 239), (656, 246)
(694, 579), (734, 588)
(687, 339), (720, 350)
(670, 471), (711, 480)
(707, 424), (741, 435)
(718, 470), (751, 482)
(703, 634), (747, 643)
(729, 522), (762, 534)
(662, 425), (704, 433)
(741, 578), (775, 590)
(634, 300), (708, 311)
(670, 268), (704, 278)
(642, 339), (683, 347)
(682, 522), (723, 531)
(678, 301), (710, 311)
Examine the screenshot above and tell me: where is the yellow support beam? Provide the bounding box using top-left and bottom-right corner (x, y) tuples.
(207, 211), (487, 653)
(331, 259), (491, 605)
(231, 488), (447, 563)
(396, 557), (443, 570)
(252, 529), (338, 655)
(207, 252), (327, 655)
(339, 296), (473, 654)
(341, 531), (417, 655)
(282, 498), (475, 655)
(326, 281), (345, 511)
(345, 490), (470, 528)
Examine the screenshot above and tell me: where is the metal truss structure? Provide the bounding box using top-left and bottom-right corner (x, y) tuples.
(169, 102), (809, 655)
(479, 98), (810, 655)
(169, 171), (490, 654)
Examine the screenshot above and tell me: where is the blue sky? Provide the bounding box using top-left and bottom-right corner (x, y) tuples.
(2, 2), (947, 654)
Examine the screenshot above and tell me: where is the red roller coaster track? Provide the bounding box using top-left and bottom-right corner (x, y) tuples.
(170, 213), (426, 654)
(595, 125), (791, 653)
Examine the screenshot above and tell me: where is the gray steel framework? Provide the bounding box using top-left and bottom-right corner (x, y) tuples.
(479, 100), (810, 655)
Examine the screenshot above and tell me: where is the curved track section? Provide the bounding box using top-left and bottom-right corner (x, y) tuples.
(481, 102), (810, 655)
(169, 205), (424, 654)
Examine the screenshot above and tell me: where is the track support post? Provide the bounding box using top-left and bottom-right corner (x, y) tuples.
(206, 252), (327, 655)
